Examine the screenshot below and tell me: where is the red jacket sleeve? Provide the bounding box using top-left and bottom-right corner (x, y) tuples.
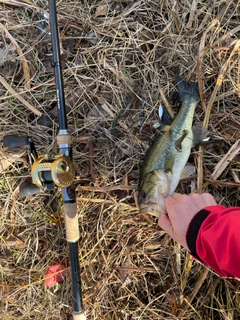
(186, 205), (240, 278)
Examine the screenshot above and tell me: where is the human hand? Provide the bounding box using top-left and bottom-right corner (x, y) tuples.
(158, 193), (217, 250)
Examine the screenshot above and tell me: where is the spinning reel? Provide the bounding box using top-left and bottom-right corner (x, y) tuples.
(3, 134), (74, 196)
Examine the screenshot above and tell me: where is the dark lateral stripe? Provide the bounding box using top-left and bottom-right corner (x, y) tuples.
(186, 209), (211, 261)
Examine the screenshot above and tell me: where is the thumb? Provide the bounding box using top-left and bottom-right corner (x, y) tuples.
(158, 214), (173, 237)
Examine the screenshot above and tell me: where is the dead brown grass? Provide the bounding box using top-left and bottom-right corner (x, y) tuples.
(0, 0), (240, 319)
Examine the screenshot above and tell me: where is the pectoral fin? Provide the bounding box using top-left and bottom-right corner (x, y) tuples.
(180, 165), (195, 179)
(192, 125), (221, 147)
(192, 125), (209, 146)
(198, 139), (222, 146)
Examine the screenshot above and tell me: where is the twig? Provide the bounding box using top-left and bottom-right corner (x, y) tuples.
(0, 75), (42, 116)
(196, 19), (219, 193)
(204, 40), (240, 128)
(159, 87), (175, 119)
(205, 179), (240, 188)
(179, 267), (209, 317)
(0, 0), (48, 13)
(1, 23), (31, 90)
(211, 139), (240, 180)
(197, 22), (240, 193)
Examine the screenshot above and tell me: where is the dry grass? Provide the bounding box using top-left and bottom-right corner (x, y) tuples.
(0, 0), (240, 319)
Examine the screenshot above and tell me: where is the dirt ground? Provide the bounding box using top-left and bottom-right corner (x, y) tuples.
(0, 0), (240, 319)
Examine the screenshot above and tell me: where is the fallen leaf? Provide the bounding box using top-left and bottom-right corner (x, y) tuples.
(0, 148), (25, 173)
(118, 261), (134, 284)
(5, 235), (27, 250)
(45, 264), (67, 287)
(95, 4), (108, 17)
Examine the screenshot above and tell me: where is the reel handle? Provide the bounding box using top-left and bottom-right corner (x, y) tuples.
(3, 135), (29, 148)
(19, 181), (44, 196)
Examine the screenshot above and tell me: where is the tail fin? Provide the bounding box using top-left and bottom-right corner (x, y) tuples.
(176, 75), (200, 102)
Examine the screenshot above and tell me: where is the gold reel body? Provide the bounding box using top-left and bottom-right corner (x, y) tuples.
(31, 153), (74, 189)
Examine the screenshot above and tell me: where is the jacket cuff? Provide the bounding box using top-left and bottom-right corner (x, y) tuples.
(186, 209), (211, 261)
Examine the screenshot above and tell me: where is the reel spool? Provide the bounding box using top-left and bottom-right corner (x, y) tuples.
(32, 153), (74, 189)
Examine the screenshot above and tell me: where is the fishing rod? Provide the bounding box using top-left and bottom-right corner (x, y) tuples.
(3, 0), (85, 319)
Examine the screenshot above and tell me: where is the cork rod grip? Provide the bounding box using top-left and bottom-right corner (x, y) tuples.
(73, 312), (86, 320)
(56, 133), (72, 145)
(64, 202), (79, 242)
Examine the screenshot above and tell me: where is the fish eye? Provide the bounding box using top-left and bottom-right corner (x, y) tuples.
(140, 191), (147, 202)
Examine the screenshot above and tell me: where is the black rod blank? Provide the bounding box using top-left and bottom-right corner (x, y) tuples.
(69, 242), (83, 313)
(49, 0), (67, 131)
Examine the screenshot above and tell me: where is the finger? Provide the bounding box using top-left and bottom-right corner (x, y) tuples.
(171, 193), (183, 199)
(164, 194), (177, 207)
(201, 193), (217, 206)
(158, 213), (173, 237)
(164, 193), (183, 210)
(190, 192), (217, 207)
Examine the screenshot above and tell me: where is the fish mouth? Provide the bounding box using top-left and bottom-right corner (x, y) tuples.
(139, 198), (166, 218)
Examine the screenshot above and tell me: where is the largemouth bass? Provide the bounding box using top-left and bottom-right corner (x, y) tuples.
(138, 76), (200, 217)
